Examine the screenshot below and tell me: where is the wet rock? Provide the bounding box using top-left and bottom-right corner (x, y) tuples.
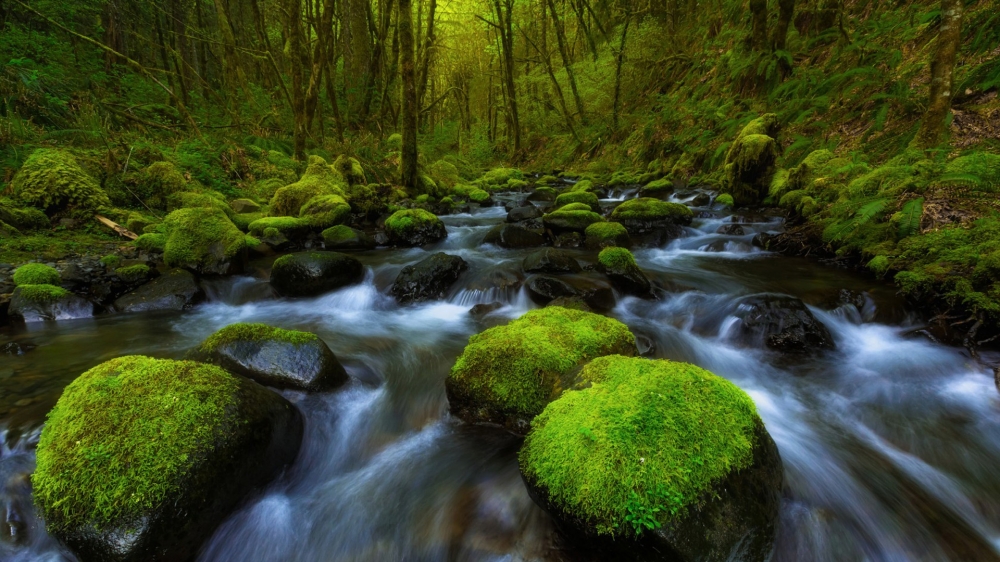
(552, 231), (584, 248)
(522, 249), (582, 275)
(483, 223), (545, 249)
(717, 224), (746, 236)
(526, 276), (577, 304)
(113, 269), (204, 313)
(385, 209), (448, 247)
(690, 193), (712, 207)
(32, 356), (302, 562)
(322, 225), (376, 250)
(597, 248), (653, 297)
(191, 323), (348, 392)
(469, 302), (504, 317)
(751, 232), (774, 249)
(525, 187), (558, 202)
(9, 285), (94, 323)
(391, 253), (469, 303)
(730, 294), (835, 353)
(1, 342), (35, 355)
(543, 209), (605, 233)
(527, 275), (615, 311)
(270, 251), (365, 298)
(506, 205), (542, 223)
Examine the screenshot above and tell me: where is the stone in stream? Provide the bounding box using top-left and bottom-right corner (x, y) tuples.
(269, 251), (364, 297)
(384, 209), (448, 247)
(322, 225), (377, 250)
(522, 248), (582, 275)
(483, 223), (545, 249)
(610, 198), (693, 245)
(191, 323), (348, 392)
(597, 248), (653, 297)
(446, 307), (637, 433)
(525, 187), (558, 202)
(718, 224), (746, 236)
(585, 222), (632, 250)
(729, 293), (835, 353)
(542, 207), (605, 233)
(113, 269), (204, 313)
(506, 205), (542, 223)
(31, 356), (303, 562)
(527, 275), (616, 311)
(391, 253), (469, 303)
(519, 355), (781, 562)
(8, 285), (94, 323)
(159, 207), (249, 275)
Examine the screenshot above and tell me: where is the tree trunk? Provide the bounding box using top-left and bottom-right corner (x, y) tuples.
(213, 0), (248, 114)
(773, 0), (795, 51)
(613, 15), (631, 132)
(416, 0), (437, 128)
(399, 0), (419, 189)
(546, 0), (585, 123)
(917, 0), (963, 149)
(342, 0), (373, 126)
(749, 0), (768, 51)
(286, 0), (307, 160)
(494, 0), (521, 153)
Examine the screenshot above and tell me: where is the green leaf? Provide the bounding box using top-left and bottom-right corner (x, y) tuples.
(898, 198), (924, 238)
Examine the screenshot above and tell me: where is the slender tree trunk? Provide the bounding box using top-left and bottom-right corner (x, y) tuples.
(613, 15), (631, 132)
(773, 0), (795, 51)
(571, 0), (599, 61)
(213, 0), (248, 116)
(305, 0), (336, 133)
(325, 59), (346, 143)
(399, 0), (419, 189)
(749, 0), (768, 51)
(521, 26), (578, 141)
(342, 0), (373, 126)
(286, 0), (307, 160)
(494, 0), (521, 152)
(546, 0), (585, 123)
(917, 0), (963, 149)
(416, 0), (437, 128)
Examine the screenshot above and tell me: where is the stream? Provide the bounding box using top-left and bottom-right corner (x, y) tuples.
(2, 191), (1000, 562)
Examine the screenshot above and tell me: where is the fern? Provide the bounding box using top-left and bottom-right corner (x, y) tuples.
(897, 198), (924, 238)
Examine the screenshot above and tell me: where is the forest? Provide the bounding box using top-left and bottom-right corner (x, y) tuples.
(2, 0), (1000, 561)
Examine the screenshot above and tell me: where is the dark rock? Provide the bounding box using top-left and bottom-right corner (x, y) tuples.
(730, 294), (835, 353)
(113, 269), (204, 313)
(552, 231), (584, 248)
(9, 286), (94, 323)
(527, 276), (577, 304)
(391, 253), (469, 303)
(483, 223), (546, 249)
(322, 226), (376, 250)
(545, 296), (592, 312)
(470, 302), (504, 317)
(270, 252), (365, 298)
(717, 224), (746, 236)
(374, 231), (390, 246)
(525, 188), (558, 202)
(751, 233), (773, 249)
(600, 261), (652, 298)
(527, 275), (615, 311)
(690, 193), (712, 207)
(507, 205), (542, 223)
(522, 249), (582, 275)
(1, 341), (35, 355)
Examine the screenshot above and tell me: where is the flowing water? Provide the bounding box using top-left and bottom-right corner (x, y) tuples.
(2, 192), (1000, 562)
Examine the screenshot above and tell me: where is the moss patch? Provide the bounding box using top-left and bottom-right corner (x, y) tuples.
(385, 208), (443, 238)
(197, 323), (318, 353)
(11, 149), (110, 214)
(519, 355), (759, 536)
(611, 198), (693, 223)
(598, 247), (637, 271)
(32, 356), (240, 532)
(135, 233), (167, 253)
(15, 283), (70, 304)
(13, 263), (61, 286)
(543, 208), (606, 231)
(269, 156), (347, 217)
(300, 194), (351, 229)
(115, 264), (151, 284)
(555, 191), (600, 211)
(161, 208), (247, 270)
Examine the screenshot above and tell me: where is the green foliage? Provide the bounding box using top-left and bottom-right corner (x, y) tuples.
(897, 198), (924, 238)
(11, 149), (109, 213)
(270, 156), (347, 217)
(333, 155), (366, 186)
(299, 194), (351, 229)
(12, 263), (61, 286)
(519, 355), (759, 537)
(32, 356), (239, 532)
(197, 323), (317, 353)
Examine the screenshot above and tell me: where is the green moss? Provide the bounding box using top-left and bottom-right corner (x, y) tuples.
(385, 208), (442, 238)
(598, 247), (636, 271)
(519, 355), (760, 536)
(248, 216), (312, 238)
(386, 133), (403, 150)
(299, 194), (351, 228)
(507, 178), (530, 191)
(715, 193), (734, 207)
(537, 175), (560, 186)
(585, 221), (630, 246)
(557, 202), (594, 212)
(231, 212), (264, 232)
(642, 178), (674, 197)
(125, 212), (155, 234)
(469, 189), (491, 204)
(416, 174), (440, 197)
(478, 167), (523, 187)
(0, 202), (50, 231)
(13, 263), (61, 286)
(198, 322), (317, 353)
(115, 264), (151, 283)
(15, 283), (71, 304)
(11, 149), (110, 213)
(448, 307), (636, 422)
(135, 233), (167, 253)
(555, 191), (600, 211)
(100, 254), (122, 269)
(32, 356), (240, 532)
(543, 208), (606, 231)
(269, 156), (347, 217)
(161, 208), (247, 269)
(246, 178), (289, 203)
(321, 225), (356, 244)
(169, 191), (236, 219)
(611, 198), (693, 223)
(141, 161), (188, 207)
(568, 179), (599, 193)
(429, 160), (461, 190)
(332, 155), (366, 186)
(723, 115), (781, 205)
(609, 173), (641, 188)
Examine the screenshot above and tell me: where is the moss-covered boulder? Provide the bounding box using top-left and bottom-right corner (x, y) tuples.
(322, 225), (376, 250)
(610, 198), (693, 240)
(114, 264), (154, 285)
(161, 208), (248, 275)
(554, 191), (601, 212)
(12, 263), (61, 286)
(166, 191), (236, 220)
(598, 248), (652, 297)
(192, 323), (348, 392)
(9, 284), (94, 323)
(391, 252), (469, 303)
(567, 179), (599, 194)
(724, 114), (781, 206)
(231, 199), (261, 214)
(32, 356), (303, 562)
(269, 156), (347, 217)
(429, 160), (461, 191)
(468, 188), (493, 206)
(585, 222), (631, 249)
(477, 168), (523, 190)
(385, 209), (447, 247)
(519, 355), (781, 562)
(248, 216), (313, 241)
(333, 155), (366, 186)
(526, 186), (558, 202)
(113, 269), (204, 313)
(639, 178), (675, 199)
(507, 205), (543, 223)
(270, 251), (364, 297)
(0, 202), (50, 231)
(445, 307), (636, 433)
(139, 161), (188, 209)
(125, 212), (155, 234)
(543, 208), (606, 233)
(11, 149), (110, 214)
(299, 194), (351, 229)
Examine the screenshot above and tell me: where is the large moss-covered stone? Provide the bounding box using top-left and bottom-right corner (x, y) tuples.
(384, 209), (448, 246)
(723, 114), (781, 206)
(445, 307), (636, 433)
(10, 149), (110, 214)
(269, 156), (347, 217)
(192, 323), (348, 392)
(269, 251), (364, 297)
(32, 356), (303, 562)
(610, 198), (693, 236)
(161, 207), (249, 275)
(519, 355), (781, 562)
(598, 247), (652, 297)
(9, 284), (94, 323)
(543, 208), (605, 233)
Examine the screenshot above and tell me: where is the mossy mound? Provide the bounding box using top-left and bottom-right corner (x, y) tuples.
(0, 202), (50, 231)
(468, 188), (492, 205)
(611, 198), (693, 240)
(598, 248), (652, 296)
(429, 160), (461, 190)
(248, 216), (312, 240)
(115, 264), (152, 284)
(640, 178), (674, 199)
(11, 149), (110, 214)
(139, 161), (188, 209)
(125, 212), (156, 234)
(555, 191), (601, 212)
(585, 222), (631, 249)
(161, 207), (248, 275)
(519, 355), (781, 560)
(567, 179), (599, 193)
(526, 186), (559, 202)
(12, 263), (61, 286)
(446, 307), (637, 433)
(385, 208), (448, 246)
(715, 194), (735, 208)
(32, 356), (302, 562)
(299, 194), (351, 229)
(169, 191), (236, 219)
(322, 225), (376, 250)
(333, 155), (366, 186)
(135, 233), (167, 253)
(543, 208), (606, 233)
(477, 168), (523, 189)
(269, 156), (347, 217)
(723, 115), (781, 206)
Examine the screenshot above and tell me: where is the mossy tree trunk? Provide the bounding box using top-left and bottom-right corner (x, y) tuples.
(917, 0), (963, 150)
(399, 0), (419, 189)
(612, 14), (631, 132)
(749, 0), (768, 51)
(416, 0), (437, 130)
(546, 0), (585, 123)
(342, 0), (373, 127)
(286, 0), (307, 160)
(773, 0), (795, 52)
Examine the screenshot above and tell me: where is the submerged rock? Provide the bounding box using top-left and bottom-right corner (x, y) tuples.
(522, 248), (582, 275)
(113, 269), (204, 313)
(519, 355), (781, 562)
(446, 307), (636, 433)
(729, 293), (835, 353)
(269, 251), (364, 297)
(8, 284), (94, 323)
(192, 323), (348, 392)
(506, 205), (542, 223)
(483, 223), (545, 249)
(32, 356), (302, 562)
(391, 253), (469, 303)
(385, 209), (448, 247)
